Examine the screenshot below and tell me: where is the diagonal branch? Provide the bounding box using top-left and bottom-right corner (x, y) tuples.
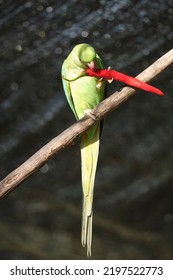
(0, 48), (173, 198)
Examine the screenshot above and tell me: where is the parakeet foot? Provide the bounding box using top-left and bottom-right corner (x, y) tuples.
(107, 66), (113, 83)
(96, 77), (104, 89)
(84, 109), (98, 121)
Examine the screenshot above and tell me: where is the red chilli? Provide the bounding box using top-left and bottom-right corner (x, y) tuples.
(84, 68), (164, 96)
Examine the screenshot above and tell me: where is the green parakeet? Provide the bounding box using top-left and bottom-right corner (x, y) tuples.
(62, 43), (105, 256)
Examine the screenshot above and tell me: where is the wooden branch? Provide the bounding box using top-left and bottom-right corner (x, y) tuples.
(0, 48), (173, 198)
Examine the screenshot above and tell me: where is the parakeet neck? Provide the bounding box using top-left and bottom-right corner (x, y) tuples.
(66, 55), (86, 80)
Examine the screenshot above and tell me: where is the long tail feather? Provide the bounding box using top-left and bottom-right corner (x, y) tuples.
(80, 124), (100, 257)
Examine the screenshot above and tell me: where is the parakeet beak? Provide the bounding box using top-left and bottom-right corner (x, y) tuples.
(87, 61), (96, 71)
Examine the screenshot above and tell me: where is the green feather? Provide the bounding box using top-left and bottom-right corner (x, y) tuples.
(61, 43), (105, 256)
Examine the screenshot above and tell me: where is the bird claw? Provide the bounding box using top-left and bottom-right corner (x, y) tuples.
(96, 83), (102, 88)
(96, 77), (104, 89)
(107, 67), (113, 83)
(84, 109), (98, 121)
(108, 78), (113, 83)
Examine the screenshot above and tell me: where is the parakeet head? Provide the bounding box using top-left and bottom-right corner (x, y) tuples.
(72, 43), (96, 70)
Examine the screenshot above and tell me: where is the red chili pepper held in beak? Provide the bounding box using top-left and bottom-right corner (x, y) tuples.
(84, 68), (164, 96)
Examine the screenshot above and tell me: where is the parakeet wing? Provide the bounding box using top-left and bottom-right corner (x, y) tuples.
(95, 53), (104, 69)
(61, 60), (79, 120)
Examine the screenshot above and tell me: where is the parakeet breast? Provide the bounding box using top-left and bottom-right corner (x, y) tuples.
(70, 76), (105, 120)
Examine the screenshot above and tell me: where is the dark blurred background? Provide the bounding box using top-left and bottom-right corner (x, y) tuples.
(0, 0), (173, 260)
